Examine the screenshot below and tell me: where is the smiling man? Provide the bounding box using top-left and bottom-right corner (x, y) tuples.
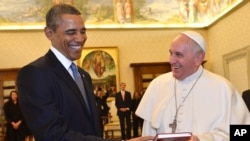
(16, 4), (153, 141)
(136, 31), (250, 141)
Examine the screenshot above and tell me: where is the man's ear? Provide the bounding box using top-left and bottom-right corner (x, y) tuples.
(195, 52), (205, 66)
(44, 27), (53, 40)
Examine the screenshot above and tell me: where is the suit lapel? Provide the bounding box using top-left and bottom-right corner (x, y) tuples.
(46, 51), (90, 113)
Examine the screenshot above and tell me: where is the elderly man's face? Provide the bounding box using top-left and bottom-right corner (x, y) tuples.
(169, 35), (203, 80)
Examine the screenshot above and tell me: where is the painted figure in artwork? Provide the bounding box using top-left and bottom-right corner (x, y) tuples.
(177, 0), (197, 23)
(92, 51), (106, 78)
(125, 0), (132, 23)
(116, 0), (126, 23)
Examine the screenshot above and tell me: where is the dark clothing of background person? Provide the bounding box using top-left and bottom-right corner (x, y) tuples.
(96, 94), (110, 118)
(115, 89), (132, 140)
(242, 89), (250, 112)
(131, 95), (143, 137)
(3, 96), (29, 141)
(106, 86), (117, 97)
(96, 92), (110, 137)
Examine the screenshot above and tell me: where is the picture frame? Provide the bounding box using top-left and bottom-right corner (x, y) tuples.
(78, 47), (120, 95)
(0, 0), (243, 30)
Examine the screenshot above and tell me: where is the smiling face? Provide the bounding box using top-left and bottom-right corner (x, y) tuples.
(44, 14), (87, 61)
(169, 34), (205, 80)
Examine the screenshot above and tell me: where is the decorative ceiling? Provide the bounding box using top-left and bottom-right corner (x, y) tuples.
(0, 0), (244, 30)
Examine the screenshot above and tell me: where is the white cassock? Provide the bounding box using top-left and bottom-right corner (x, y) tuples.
(136, 66), (250, 141)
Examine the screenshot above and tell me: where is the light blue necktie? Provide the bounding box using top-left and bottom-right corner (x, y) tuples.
(70, 63), (90, 111)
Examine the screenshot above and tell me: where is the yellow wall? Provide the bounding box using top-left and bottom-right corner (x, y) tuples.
(208, 0), (250, 93)
(0, 1), (249, 93)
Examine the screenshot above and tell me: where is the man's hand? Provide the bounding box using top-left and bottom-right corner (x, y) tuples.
(120, 108), (129, 112)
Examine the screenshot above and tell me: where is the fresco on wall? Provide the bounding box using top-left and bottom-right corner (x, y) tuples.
(0, 0), (243, 29)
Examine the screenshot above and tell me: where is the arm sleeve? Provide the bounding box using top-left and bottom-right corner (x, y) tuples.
(141, 119), (157, 136)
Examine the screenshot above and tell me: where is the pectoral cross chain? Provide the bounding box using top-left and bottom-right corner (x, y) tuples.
(169, 119), (177, 133)
(169, 70), (203, 134)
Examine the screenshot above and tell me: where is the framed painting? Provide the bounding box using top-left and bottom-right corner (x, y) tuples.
(0, 0), (243, 30)
(78, 47), (119, 95)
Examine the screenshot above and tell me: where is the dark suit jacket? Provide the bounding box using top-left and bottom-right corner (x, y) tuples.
(17, 50), (106, 141)
(242, 89), (250, 112)
(115, 91), (132, 116)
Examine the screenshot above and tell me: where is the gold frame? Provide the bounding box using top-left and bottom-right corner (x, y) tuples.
(0, 0), (243, 30)
(78, 46), (120, 92)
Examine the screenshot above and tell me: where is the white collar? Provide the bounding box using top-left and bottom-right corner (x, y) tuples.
(50, 47), (73, 70)
(176, 66), (203, 84)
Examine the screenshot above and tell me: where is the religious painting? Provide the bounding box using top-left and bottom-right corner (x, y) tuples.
(78, 47), (119, 94)
(0, 0), (243, 30)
